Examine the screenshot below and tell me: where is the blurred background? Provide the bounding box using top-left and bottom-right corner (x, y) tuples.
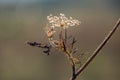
(0, 0), (120, 80)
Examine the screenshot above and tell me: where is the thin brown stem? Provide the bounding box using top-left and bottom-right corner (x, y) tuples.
(64, 28), (76, 77)
(72, 62), (76, 77)
(63, 39), (76, 78)
(65, 28), (67, 44)
(70, 61), (76, 80)
(69, 18), (120, 80)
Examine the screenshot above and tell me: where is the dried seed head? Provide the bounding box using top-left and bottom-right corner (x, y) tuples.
(47, 13), (81, 29)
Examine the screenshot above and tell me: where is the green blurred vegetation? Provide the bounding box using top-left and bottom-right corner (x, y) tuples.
(0, 0), (120, 80)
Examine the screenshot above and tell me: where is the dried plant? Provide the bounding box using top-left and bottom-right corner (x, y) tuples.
(27, 13), (120, 80)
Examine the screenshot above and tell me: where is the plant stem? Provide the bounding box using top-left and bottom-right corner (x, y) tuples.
(65, 28), (67, 44)
(69, 18), (120, 80)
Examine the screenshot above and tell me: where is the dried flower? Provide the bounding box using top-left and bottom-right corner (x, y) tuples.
(47, 13), (81, 29)
(45, 13), (81, 56)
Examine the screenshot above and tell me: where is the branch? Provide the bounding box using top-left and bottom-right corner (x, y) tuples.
(69, 18), (120, 80)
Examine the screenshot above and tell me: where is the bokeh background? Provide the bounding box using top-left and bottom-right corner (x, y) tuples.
(0, 0), (120, 80)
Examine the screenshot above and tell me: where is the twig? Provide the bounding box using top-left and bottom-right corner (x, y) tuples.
(62, 37), (76, 79)
(70, 60), (76, 80)
(61, 28), (76, 80)
(65, 28), (67, 44)
(69, 18), (120, 80)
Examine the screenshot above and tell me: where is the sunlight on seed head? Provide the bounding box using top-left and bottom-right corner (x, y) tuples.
(47, 13), (81, 29)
